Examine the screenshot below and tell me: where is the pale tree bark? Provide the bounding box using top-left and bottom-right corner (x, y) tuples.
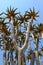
(10, 17), (20, 51)
(34, 39), (40, 65)
(31, 33), (40, 65)
(2, 33), (7, 65)
(7, 59), (10, 65)
(18, 22), (30, 65)
(3, 50), (7, 65)
(18, 49), (22, 65)
(21, 22), (30, 51)
(30, 52), (35, 65)
(10, 51), (14, 65)
(7, 49), (15, 65)
(10, 17), (30, 65)
(21, 52), (26, 65)
(10, 17), (21, 65)
(7, 52), (10, 65)
(35, 50), (40, 65)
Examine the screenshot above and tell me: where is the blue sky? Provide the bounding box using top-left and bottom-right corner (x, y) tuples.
(0, 0), (43, 23)
(0, 0), (43, 65)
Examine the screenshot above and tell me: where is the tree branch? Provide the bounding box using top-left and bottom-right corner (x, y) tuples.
(10, 17), (20, 51)
(21, 22), (30, 51)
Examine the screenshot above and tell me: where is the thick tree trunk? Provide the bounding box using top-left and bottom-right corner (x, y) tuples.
(10, 17), (30, 65)
(18, 50), (22, 65)
(21, 52), (26, 65)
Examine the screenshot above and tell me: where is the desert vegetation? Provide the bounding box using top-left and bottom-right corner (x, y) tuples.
(0, 7), (43, 65)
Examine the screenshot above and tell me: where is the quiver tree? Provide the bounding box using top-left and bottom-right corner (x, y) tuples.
(3, 7), (30, 65)
(0, 19), (10, 65)
(0, 7), (43, 65)
(10, 15), (30, 65)
(25, 8), (43, 65)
